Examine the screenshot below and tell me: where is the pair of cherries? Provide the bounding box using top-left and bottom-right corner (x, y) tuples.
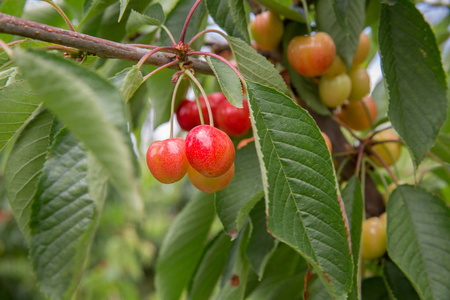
(146, 125), (236, 193)
(176, 92), (251, 137)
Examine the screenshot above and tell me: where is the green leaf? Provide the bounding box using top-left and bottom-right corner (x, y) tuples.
(432, 134), (450, 164)
(316, 0), (365, 68)
(14, 49), (142, 212)
(29, 128), (107, 300)
(0, 79), (41, 153)
(110, 66), (144, 102)
(118, 0), (130, 21)
(228, 36), (290, 95)
(253, 0), (305, 22)
(246, 199), (277, 279)
(383, 261), (420, 300)
(331, 0), (349, 31)
(4, 110), (54, 241)
(206, 56), (243, 108)
(155, 192), (215, 300)
(247, 81), (353, 299)
(188, 233), (232, 300)
(361, 277), (390, 300)
(126, 5), (166, 34)
(372, 79), (389, 122)
(215, 142), (264, 238)
(341, 176), (364, 300)
(379, 0), (447, 166)
(206, 0), (250, 42)
(387, 185), (450, 300)
(217, 223), (250, 300)
(308, 277), (333, 300)
(79, 0), (116, 26)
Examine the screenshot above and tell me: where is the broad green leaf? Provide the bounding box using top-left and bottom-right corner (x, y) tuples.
(253, 0), (305, 22)
(0, 80), (41, 152)
(188, 233), (232, 300)
(160, 0), (206, 45)
(283, 23), (330, 116)
(387, 185), (450, 300)
(316, 0), (365, 68)
(215, 142), (263, 239)
(247, 81), (353, 299)
(126, 5), (165, 34)
(308, 277), (333, 300)
(4, 110), (54, 240)
(206, 56), (243, 108)
(331, 0), (349, 31)
(110, 66), (144, 102)
(228, 36), (290, 95)
(383, 261), (420, 300)
(379, 0), (447, 166)
(118, 0), (130, 21)
(361, 277), (390, 300)
(29, 128), (107, 300)
(217, 223), (250, 300)
(15, 49), (142, 212)
(206, 0), (250, 42)
(246, 199), (277, 279)
(432, 134), (450, 164)
(155, 192), (215, 300)
(341, 176), (364, 300)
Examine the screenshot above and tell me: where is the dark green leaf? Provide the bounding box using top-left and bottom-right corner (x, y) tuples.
(15, 49), (142, 212)
(126, 5), (166, 34)
(118, 0), (130, 21)
(228, 36), (290, 95)
(379, 0), (447, 166)
(308, 276), (333, 300)
(155, 192), (215, 300)
(215, 142), (264, 238)
(30, 128), (107, 300)
(206, 0), (250, 42)
(387, 185), (450, 300)
(316, 0), (365, 68)
(361, 277), (390, 300)
(432, 134), (450, 164)
(253, 0), (305, 22)
(5, 110), (54, 240)
(247, 81), (353, 299)
(110, 66), (144, 102)
(383, 261), (420, 300)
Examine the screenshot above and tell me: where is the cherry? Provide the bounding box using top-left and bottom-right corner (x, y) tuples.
(287, 32), (336, 77)
(352, 32), (370, 67)
(361, 216), (387, 260)
(216, 99), (251, 137)
(188, 163), (235, 193)
(370, 129), (401, 166)
(146, 138), (189, 184)
(348, 66), (371, 102)
(336, 95), (378, 131)
(321, 131), (332, 153)
(185, 125), (235, 177)
(319, 73), (352, 108)
(250, 11), (284, 51)
(323, 55), (346, 77)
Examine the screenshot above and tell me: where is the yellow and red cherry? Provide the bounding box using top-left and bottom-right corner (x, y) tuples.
(370, 129), (402, 166)
(146, 138), (189, 184)
(216, 99), (251, 137)
(336, 95), (378, 131)
(250, 11), (284, 51)
(321, 131), (332, 153)
(348, 66), (371, 102)
(287, 32), (336, 77)
(323, 55), (346, 77)
(185, 125), (235, 178)
(352, 32), (370, 67)
(319, 73), (352, 108)
(361, 216), (387, 260)
(188, 163), (235, 193)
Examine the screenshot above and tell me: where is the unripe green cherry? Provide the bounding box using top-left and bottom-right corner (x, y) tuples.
(348, 66), (370, 102)
(319, 73), (352, 108)
(361, 216), (387, 260)
(323, 55), (346, 77)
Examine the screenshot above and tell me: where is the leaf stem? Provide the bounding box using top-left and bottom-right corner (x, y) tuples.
(187, 28), (228, 47)
(142, 59), (180, 83)
(179, 0), (203, 43)
(170, 73), (186, 138)
(184, 68), (214, 127)
(161, 25), (177, 46)
(300, 0), (311, 35)
(41, 0), (76, 32)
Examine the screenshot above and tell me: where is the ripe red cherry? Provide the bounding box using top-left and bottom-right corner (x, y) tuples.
(250, 11), (284, 51)
(146, 138), (189, 184)
(188, 163), (235, 193)
(287, 32), (336, 77)
(185, 125), (235, 177)
(216, 100), (251, 137)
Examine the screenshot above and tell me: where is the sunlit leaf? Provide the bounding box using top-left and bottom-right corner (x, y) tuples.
(110, 66), (143, 102)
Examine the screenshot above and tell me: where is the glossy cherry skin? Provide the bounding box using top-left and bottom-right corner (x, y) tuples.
(146, 138), (189, 184)
(185, 125), (235, 177)
(216, 100), (251, 137)
(250, 11), (284, 51)
(336, 95), (378, 131)
(323, 55), (346, 77)
(287, 32), (336, 77)
(319, 73), (352, 108)
(348, 66), (370, 102)
(352, 32), (370, 67)
(361, 216), (387, 260)
(188, 163), (235, 193)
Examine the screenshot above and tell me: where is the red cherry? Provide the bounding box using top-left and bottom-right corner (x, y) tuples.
(146, 138), (189, 184)
(188, 163), (235, 193)
(185, 125), (235, 177)
(201, 92), (227, 122)
(216, 100), (251, 137)
(176, 99), (198, 131)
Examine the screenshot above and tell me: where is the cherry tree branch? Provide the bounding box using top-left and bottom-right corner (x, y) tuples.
(0, 13), (214, 75)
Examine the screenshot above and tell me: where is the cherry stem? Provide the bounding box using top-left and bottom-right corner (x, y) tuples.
(179, 0), (203, 44)
(41, 0), (76, 32)
(136, 46), (178, 71)
(169, 72), (186, 139)
(142, 59), (180, 82)
(187, 28), (228, 47)
(184, 68), (214, 127)
(355, 141), (368, 177)
(161, 25), (177, 46)
(361, 100), (375, 128)
(188, 51), (247, 92)
(367, 149), (399, 185)
(300, 0), (311, 35)
(0, 38), (13, 58)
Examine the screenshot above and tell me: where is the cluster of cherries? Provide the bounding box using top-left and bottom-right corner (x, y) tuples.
(147, 92), (251, 193)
